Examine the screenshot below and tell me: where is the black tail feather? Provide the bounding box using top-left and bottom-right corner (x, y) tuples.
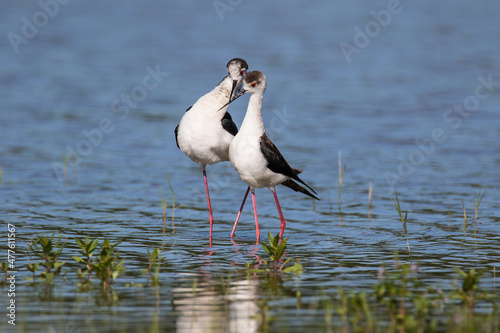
(291, 172), (318, 196)
(281, 178), (319, 200)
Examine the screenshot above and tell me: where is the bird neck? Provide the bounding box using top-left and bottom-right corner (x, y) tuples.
(213, 76), (232, 102)
(239, 91), (265, 137)
(194, 76), (232, 118)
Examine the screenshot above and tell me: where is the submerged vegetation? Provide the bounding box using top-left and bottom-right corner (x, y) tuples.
(7, 226), (498, 332)
(160, 172), (177, 234)
(4, 155), (496, 332)
(391, 189), (412, 263)
(472, 185), (488, 233)
(338, 150), (347, 213)
(245, 232), (304, 279)
(26, 233), (67, 285)
(75, 237), (125, 291)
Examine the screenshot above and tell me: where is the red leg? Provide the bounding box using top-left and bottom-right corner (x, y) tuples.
(230, 186), (250, 238)
(251, 189), (260, 242)
(203, 169), (214, 245)
(272, 189), (286, 239)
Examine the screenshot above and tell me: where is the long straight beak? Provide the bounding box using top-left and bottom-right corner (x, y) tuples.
(218, 89), (247, 111)
(230, 80), (238, 100)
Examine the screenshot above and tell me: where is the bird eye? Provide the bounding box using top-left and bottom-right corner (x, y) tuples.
(251, 82), (256, 87)
(239, 70), (244, 76)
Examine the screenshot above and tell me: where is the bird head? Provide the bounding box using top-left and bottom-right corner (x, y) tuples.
(226, 58), (249, 100)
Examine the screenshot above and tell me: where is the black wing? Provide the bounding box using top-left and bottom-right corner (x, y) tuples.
(260, 133), (295, 177)
(174, 124), (180, 149)
(221, 112), (238, 136)
(174, 106), (193, 149)
(259, 133), (318, 198)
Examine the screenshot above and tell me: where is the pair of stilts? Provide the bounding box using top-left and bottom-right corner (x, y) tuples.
(175, 59), (318, 245)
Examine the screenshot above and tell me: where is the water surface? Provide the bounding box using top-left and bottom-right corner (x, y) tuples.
(1, 0), (499, 331)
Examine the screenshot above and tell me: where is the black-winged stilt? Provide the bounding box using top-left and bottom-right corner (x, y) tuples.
(225, 71), (319, 241)
(174, 58), (249, 244)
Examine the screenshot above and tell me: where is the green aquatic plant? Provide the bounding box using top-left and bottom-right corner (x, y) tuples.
(245, 232), (303, 278)
(160, 172), (176, 234)
(336, 287), (373, 332)
(338, 150), (346, 213)
(368, 181), (373, 211)
(0, 261), (8, 286)
(255, 299), (276, 332)
(61, 149), (77, 185)
(374, 258), (420, 324)
(282, 258), (304, 274)
(454, 268), (487, 313)
(91, 238), (125, 290)
(296, 290), (302, 309)
(73, 237), (126, 294)
(11, 233), (500, 332)
(144, 248), (165, 286)
(311, 258), (497, 333)
(26, 262), (40, 284)
(167, 173), (176, 223)
(27, 233), (67, 284)
(159, 182), (168, 233)
(261, 232), (289, 278)
(261, 232), (287, 263)
(462, 199), (469, 231)
(461, 185), (487, 233)
(372, 257), (445, 332)
(146, 248), (163, 274)
(448, 206), (452, 227)
(72, 155), (78, 184)
(62, 149), (68, 185)
(391, 190), (412, 262)
(472, 185), (487, 232)
(391, 189), (408, 225)
(73, 236), (99, 282)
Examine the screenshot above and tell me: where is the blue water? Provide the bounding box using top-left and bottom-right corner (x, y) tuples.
(1, 0), (499, 331)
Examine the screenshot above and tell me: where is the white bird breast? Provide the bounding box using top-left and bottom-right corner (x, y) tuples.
(229, 136), (287, 189)
(177, 95), (234, 165)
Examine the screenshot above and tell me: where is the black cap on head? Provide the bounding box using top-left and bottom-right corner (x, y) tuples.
(243, 70), (264, 84)
(227, 58), (248, 70)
